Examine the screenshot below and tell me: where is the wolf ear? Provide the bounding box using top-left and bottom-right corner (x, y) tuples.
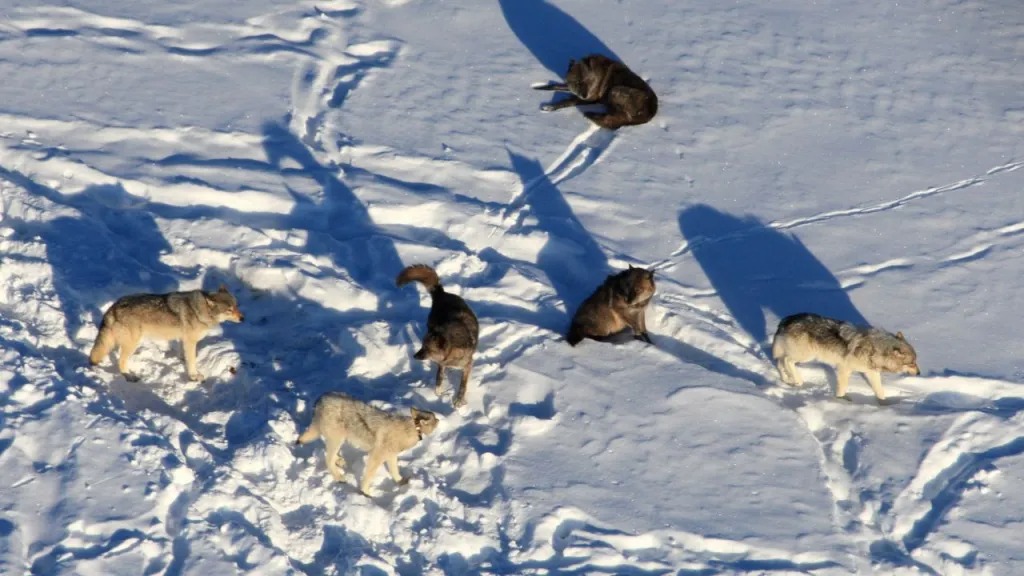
(628, 264), (636, 270)
(219, 284), (229, 293)
(896, 331), (905, 341)
(647, 267), (655, 277)
(410, 407), (419, 418)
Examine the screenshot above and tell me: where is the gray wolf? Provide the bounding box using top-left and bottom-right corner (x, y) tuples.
(771, 313), (920, 404)
(568, 265), (656, 346)
(534, 54), (658, 129)
(89, 285), (244, 381)
(295, 392), (439, 495)
(397, 265), (479, 408)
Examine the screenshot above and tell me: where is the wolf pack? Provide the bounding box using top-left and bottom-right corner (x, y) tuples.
(86, 55), (920, 496)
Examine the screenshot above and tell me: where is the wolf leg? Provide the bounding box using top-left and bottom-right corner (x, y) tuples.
(533, 82), (569, 91)
(784, 358), (803, 386)
(835, 366), (852, 399)
(629, 310), (653, 343)
(584, 110), (632, 130)
(117, 334), (141, 380)
(360, 448), (386, 495)
(434, 364), (445, 397)
(775, 358), (794, 384)
(386, 456), (408, 485)
(541, 95), (585, 112)
(864, 371), (886, 403)
(182, 336), (204, 381)
(323, 435), (345, 482)
(453, 364), (472, 408)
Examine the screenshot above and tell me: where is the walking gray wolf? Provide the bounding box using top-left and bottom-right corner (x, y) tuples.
(397, 265), (479, 408)
(771, 313), (920, 404)
(533, 54), (658, 130)
(568, 265), (656, 346)
(89, 286), (244, 382)
(295, 392), (439, 495)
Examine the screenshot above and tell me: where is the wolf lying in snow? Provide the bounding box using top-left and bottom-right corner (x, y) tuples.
(534, 54), (658, 130)
(772, 313), (920, 404)
(296, 392), (439, 495)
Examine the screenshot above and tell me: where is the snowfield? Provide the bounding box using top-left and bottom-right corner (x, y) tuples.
(1, 0), (1023, 574)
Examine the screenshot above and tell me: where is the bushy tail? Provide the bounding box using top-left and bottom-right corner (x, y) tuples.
(396, 264), (442, 294)
(295, 423), (320, 446)
(89, 314), (116, 366)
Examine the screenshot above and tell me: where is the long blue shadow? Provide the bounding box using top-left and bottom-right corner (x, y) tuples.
(0, 168), (179, 343)
(506, 149), (609, 320)
(497, 0), (619, 76)
(678, 204), (867, 347)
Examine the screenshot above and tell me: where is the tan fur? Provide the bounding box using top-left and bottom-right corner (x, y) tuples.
(568, 266), (656, 346)
(535, 54), (658, 129)
(772, 313), (921, 404)
(295, 392), (439, 495)
(397, 264), (479, 408)
(88, 285), (244, 381)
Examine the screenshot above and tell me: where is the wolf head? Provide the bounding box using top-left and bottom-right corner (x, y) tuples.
(414, 330), (449, 363)
(565, 56), (602, 100)
(880, 331), (920, 375)
(409, 407), (439, 437)
(206, 285), (244, 323)
(617, 265), (656, 305)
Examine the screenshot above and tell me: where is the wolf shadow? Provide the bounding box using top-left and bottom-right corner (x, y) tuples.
(497, 0), (619, 77)
(0, 168), (179, 346)
(678, 204), (867, 353)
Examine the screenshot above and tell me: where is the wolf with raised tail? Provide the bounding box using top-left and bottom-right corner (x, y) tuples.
(397, 265), (479, 408)
(771, 313), (920, 404)
(296, 391), (439, 496)
(89, 285), (244, 382)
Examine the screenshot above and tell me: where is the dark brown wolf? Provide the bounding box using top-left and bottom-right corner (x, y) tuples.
(534, 54), (658, 129)
(567, 266), (656, 346)
(397, 265), (480, 407)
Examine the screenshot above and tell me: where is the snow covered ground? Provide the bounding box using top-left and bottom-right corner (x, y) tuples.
(1, 0), (1022, 573)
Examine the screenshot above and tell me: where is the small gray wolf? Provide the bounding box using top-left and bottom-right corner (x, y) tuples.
(89, 286), (244, 381)
(771, 313), (920, 404)
(568, 265), (656, 346)
(533, 54), (658, 129)
(397, 265), (479, 408)
(295, 392), (439, 495)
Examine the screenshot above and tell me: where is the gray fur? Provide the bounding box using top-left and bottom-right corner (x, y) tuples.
(534, 54), (658, 130)
(89, 286), (243, 381)
(295, 392), (439, 495)
(397, 264), (479, 408)
(771, 313), (920, 403)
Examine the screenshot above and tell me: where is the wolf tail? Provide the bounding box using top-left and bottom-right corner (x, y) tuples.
(566, 324), (584, 347)
(295, 423), (320, 446)
(89, 312), (117, 366)
(396, 264), (443, 295)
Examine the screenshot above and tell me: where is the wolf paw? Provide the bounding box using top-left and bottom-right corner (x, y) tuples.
(452, 396), (467, 409)
(123, 372), (140, 383)
(188, 371), (205, 382)
(876, 397), (895, 407)
(398, 476), (411, 486)
(540, 104), (555, 112)
(836, 394), (853, 402)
